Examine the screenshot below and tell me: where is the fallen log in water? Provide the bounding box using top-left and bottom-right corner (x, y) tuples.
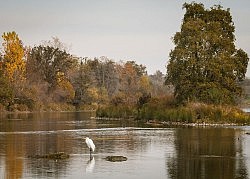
(28, 152), (69, 160)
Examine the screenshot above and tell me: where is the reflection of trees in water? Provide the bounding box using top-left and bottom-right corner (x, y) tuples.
(0, 112), (121, 178)
(27, 158), (69, 178)
(166, 128), (248, 179)
(26, 133), (72, 178)
(0, 112), (178, 178)
(4, 134), (24, 179)
(0, 114), (26, 179)
(0, 112), (80, 178)
(235, 133), (248, 179)
(25, 113), (77, 177)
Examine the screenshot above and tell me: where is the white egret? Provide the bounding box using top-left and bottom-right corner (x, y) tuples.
(85, 137), (95, 157)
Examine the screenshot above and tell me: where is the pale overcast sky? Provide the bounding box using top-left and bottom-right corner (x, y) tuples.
(0, 0), (250, 76)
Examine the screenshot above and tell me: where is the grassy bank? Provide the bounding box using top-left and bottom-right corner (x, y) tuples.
(96, 97), (250, 125)
(138, 103), (249, 124)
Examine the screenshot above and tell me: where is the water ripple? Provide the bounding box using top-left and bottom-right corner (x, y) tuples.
(0, 127), (171, 135)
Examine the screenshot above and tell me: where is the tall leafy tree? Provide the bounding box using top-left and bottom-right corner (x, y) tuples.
(28, 45), (75, 92)
(115, 61), (147, 105)
(73, 59), (93, 105)
(86, 57), (119, 96)
(1, 31), (25, 81)
(165, 3), (249, 104)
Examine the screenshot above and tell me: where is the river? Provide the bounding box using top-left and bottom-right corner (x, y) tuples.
(0, 112), (250, 179)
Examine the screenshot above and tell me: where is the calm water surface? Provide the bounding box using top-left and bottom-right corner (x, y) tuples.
(0, 112), (250, 179)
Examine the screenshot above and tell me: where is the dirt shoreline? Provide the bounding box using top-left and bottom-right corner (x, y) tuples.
(145, 120), (245, 127)
(94, 117), (248, 127)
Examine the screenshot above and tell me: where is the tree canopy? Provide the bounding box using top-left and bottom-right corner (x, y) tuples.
(27, 45), (76, 92)
(165, 2), (249, 104)
(0, 32), (169, 111)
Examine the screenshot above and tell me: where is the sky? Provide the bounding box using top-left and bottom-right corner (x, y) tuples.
(0, 0), (250, 76)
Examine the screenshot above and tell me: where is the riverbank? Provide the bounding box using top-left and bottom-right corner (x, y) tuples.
(144, 120), (246, 127)
(0, 102), (76, 113)
(0, 102), (100, 113)
(1, 99), (249, 125)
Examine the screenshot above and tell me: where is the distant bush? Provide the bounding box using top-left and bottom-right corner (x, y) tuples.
(138, 105), (194, 123)
(97, 105), (136, 119)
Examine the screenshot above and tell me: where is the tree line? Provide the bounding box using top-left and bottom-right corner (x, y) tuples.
(0, 34), (169, 111)
(0, 2), (249, 115)
(97, 2), (250, 123)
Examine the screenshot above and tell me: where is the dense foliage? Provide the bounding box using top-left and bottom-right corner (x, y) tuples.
(0, 32), (170, 111)
(0, 69), (13, 107)
(166, 3), (249, 104)
(0, 1), (249, 126)
(28, 45), (76, 92)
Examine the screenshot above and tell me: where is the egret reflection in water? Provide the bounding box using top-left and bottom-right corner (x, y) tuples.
(86, 157), (95, 173)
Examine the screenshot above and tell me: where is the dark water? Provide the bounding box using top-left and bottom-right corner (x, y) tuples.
(0, 112), (250, 179)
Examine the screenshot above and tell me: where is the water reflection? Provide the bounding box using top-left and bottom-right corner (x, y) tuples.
(0, 112), (249, 178)
(4, 134), (24, 179)
(167, 127), (248, 179)
(86, 157), (95, 173)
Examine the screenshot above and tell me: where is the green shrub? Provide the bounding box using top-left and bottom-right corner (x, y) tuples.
(96, 105), (136, 119)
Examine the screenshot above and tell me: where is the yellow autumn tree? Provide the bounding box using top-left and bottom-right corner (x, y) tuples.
(117, 62), (139, 105)
(139, 75), (152, 95)
(56, 72), (75, 102)
(2, 31), (25, 81)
